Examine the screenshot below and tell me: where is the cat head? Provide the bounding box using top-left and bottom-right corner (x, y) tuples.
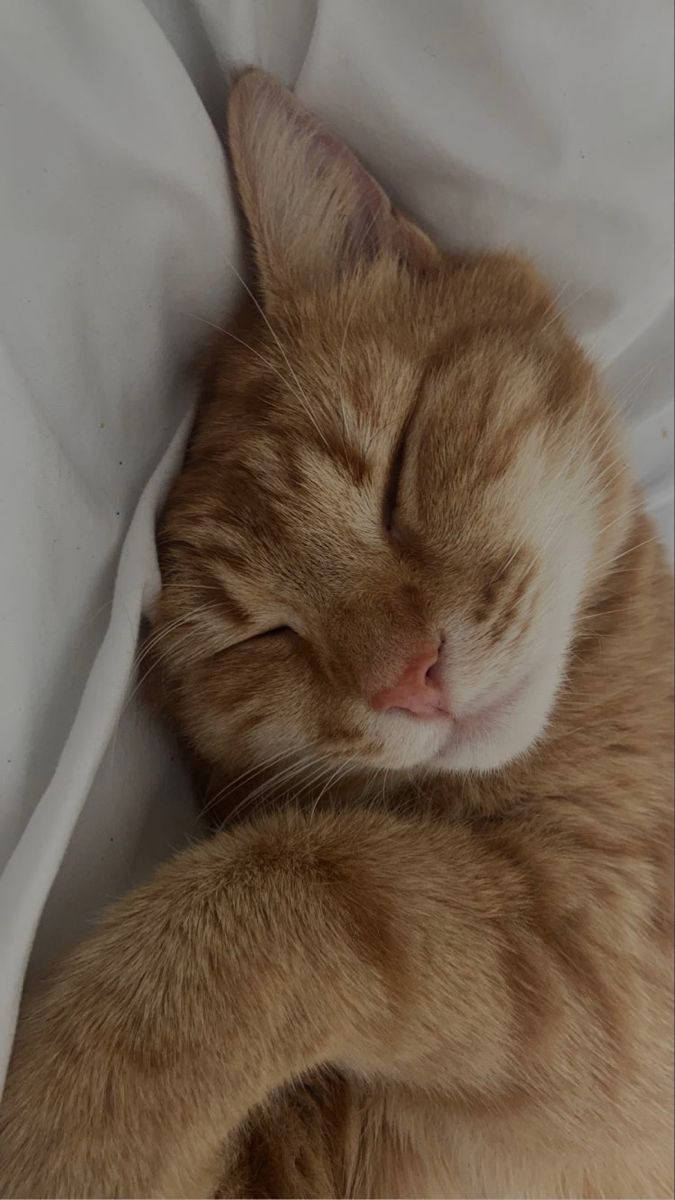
(150, 69), (631, 787)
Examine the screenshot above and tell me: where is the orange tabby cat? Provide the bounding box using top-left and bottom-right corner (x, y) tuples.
(0, 69), (672, 1199)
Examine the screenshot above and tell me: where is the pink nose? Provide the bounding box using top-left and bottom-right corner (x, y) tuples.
(371, 642), (449, 717)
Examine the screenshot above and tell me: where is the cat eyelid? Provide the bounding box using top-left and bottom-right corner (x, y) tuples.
(383, 405), (418, 530)
(225, 625), (296, 653)
(250, 625), (293, 641)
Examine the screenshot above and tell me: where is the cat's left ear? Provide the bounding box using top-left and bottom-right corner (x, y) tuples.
(227, 68), (440, 305)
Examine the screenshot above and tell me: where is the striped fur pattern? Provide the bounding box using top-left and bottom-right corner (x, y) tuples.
(0, 69), (672, 1198)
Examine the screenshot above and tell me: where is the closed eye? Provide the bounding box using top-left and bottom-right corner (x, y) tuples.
(224, 625), (296, 654)
(383, 401), (420, 532)
(383, 423), (409, 530)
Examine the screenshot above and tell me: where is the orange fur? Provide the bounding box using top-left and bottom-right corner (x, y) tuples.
(0, 69), (672, 1199)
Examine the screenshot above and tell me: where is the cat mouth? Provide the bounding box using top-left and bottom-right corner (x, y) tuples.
(429, 665), (537, 760)
(460, 666), (535, 729)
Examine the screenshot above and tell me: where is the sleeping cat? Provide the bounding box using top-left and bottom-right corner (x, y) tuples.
(0, 68), (672, 1199)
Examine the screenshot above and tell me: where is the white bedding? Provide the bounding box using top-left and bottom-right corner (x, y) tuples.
(0, 0), (672, 1089)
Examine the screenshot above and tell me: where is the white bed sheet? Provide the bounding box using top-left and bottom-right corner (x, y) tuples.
(0, 0), (672, 1089)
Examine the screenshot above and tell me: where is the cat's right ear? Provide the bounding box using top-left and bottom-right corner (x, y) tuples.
(227, 69), (439, 306)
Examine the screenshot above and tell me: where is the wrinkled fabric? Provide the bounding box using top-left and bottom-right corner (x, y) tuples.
(0, 0), (672, 1088)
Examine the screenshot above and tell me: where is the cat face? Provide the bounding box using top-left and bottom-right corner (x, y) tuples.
(150, 71), (628, 784)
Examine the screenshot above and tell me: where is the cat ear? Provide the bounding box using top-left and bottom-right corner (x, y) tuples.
(227, 68), (439, 304)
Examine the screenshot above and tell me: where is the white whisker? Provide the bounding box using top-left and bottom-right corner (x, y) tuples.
(206, 253), (332, 451)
